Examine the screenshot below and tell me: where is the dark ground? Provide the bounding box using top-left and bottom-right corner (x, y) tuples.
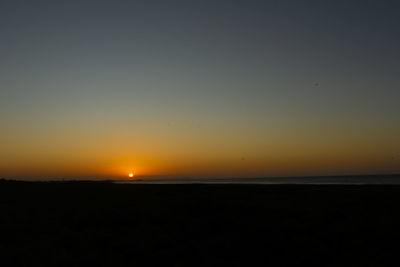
(1, 180), (399, 266)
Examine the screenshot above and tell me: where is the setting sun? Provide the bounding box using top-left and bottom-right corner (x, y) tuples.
(129, 173), (134, 178)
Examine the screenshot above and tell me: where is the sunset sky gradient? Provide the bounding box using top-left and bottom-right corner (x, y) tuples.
(1, 0), (399, 180)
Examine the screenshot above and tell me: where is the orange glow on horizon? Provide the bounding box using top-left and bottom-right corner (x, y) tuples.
(1, 122), (399, 180)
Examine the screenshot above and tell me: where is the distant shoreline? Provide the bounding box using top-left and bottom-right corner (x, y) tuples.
(3, 174), (399, 185)
(116, 174), (400, 185)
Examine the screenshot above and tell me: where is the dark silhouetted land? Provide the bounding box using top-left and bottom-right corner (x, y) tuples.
(1, 180), (400, 266)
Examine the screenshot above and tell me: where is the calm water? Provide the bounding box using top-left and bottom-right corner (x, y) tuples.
(117, 175), (400, 185)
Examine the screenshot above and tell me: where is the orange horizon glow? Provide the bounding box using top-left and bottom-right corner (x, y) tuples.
(1, 96), (399, 180)
(1, 147), (399, 180)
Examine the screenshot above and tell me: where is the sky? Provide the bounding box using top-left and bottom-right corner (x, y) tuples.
(1, 0), (399, 180)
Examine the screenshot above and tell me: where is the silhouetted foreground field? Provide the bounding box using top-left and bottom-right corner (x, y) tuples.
(1, 180), (399, 266)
